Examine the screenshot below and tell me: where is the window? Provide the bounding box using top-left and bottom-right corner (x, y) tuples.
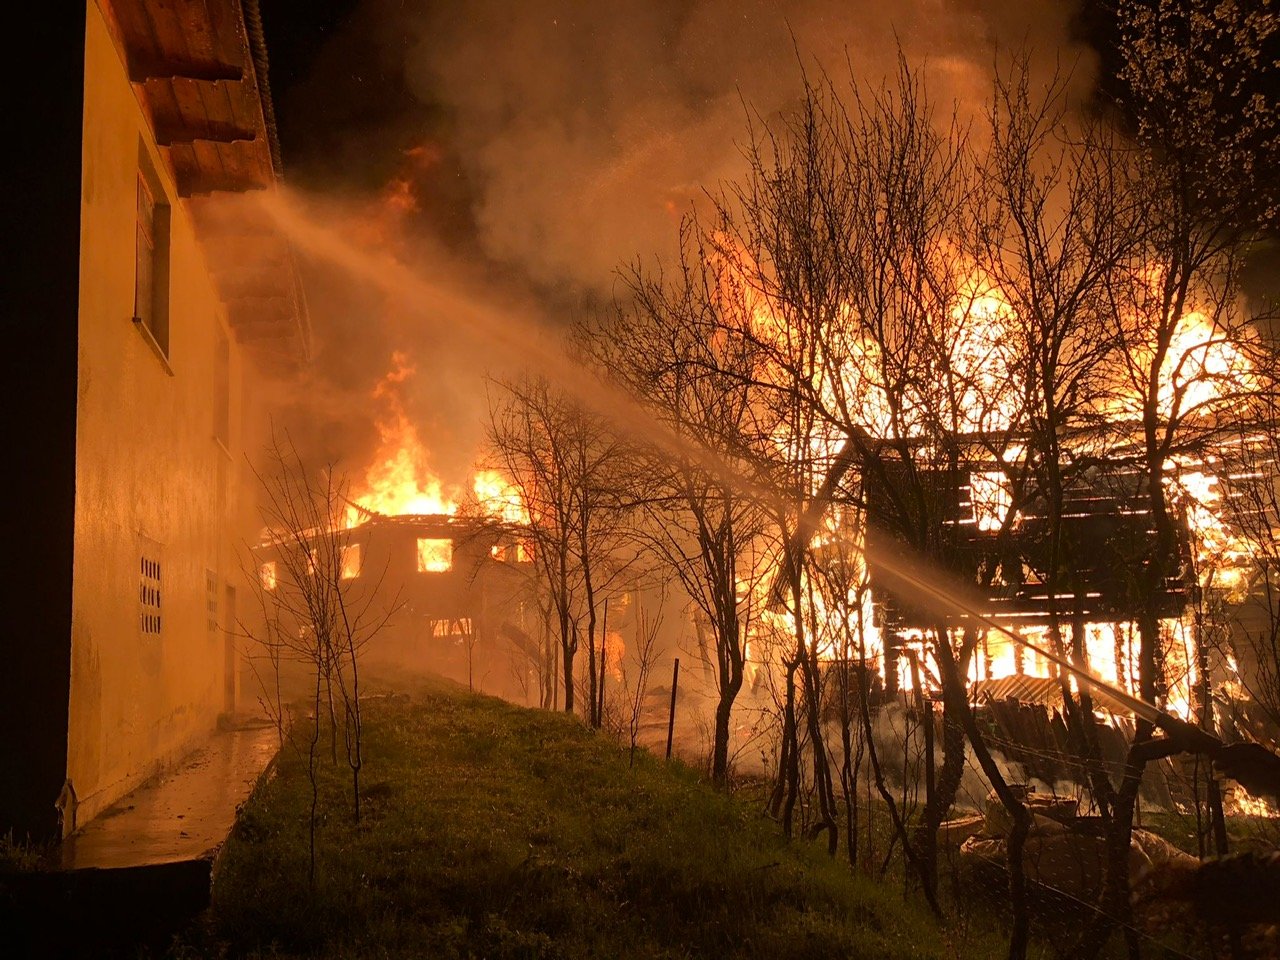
(140, 555), (162, 636)
(340, 543), (362, 580)
(431, 617), (472, 638)
(259, 561), (278, 591)
(416, 538), (452, 572)
(133, 147), (171, 362)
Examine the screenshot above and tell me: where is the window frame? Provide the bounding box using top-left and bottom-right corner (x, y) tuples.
(132, 144), (172, 373)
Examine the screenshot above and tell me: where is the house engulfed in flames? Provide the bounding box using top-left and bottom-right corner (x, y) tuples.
(250, 353), (541, 693)
(853, 433), (1278, 812)
(727, 246), (1278, 812)
(254, 506), (537, 687)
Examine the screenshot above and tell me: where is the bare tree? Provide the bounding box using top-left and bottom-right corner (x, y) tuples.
(621, 581), (667, 766)
(487, 374), (635, 723)
(243, 433), (398, 881)
(1063, 4), (1280, 945)
(588, 221), (775, 785)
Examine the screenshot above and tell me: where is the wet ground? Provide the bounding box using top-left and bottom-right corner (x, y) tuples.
(61, 720), (278, 871)
(3, 720), (278, 957)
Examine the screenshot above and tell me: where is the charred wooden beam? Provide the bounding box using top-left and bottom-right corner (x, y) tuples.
(153, 117), (257, 147)
(128, 55), (242, 83)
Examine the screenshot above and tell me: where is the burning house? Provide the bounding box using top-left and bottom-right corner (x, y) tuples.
(863, 445), (1198, 695)
(253, 507), (537, 690)
(5, 0), (307, 843)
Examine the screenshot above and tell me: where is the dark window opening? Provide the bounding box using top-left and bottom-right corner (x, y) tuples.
(134, 145), (171, 363)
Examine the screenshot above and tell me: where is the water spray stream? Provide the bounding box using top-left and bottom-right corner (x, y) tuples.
(258, 187), (1223, 757)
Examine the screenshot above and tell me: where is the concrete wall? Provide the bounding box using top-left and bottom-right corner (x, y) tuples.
(66, 2), (250, 828)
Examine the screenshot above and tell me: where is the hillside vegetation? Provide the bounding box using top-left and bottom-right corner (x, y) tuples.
(197, 683), (990, 959)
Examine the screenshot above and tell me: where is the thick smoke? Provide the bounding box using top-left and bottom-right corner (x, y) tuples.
(259, 0), (1095, 492)
(402, 0), (1096, 294)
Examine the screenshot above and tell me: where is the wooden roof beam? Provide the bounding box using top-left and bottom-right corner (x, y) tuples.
(129, 53), (243, 83)
(154, 117), (257, 147)
(177, 168), (272, 198)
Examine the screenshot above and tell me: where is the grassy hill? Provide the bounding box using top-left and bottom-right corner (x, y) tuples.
(194, 682), (994, 959)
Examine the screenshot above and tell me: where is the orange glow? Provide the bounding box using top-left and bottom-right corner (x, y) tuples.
(473, 469), (530, 524)
(969, 471), (1013, 532)
(1226, 787), (1279, 818)
(416, 538), (453, 573)
(259, 561), (277, 591)
(347, 353), (460, 526)
(340, 543), (362, 580)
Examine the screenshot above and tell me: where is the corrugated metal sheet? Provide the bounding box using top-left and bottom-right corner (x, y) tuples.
(972, 675), (1136, 717)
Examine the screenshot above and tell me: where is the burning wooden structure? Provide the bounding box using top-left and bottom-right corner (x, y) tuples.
(253, 508), (538, 689)
(862, 443), (1199, 696)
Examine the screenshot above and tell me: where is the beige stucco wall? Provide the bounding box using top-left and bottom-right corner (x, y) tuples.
(68, 2), (250, 827)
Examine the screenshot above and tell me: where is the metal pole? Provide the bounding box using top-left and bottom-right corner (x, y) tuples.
(665, 657), (680, 760)
(598, 598), (608, 724)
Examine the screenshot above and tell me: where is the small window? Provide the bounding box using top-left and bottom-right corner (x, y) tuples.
(340, 543), (362, 580)
(416, 538), (452, 573)
(140, 555), (162, 636)
(134, 147), (171, 361)
(259, 561), (278, 591)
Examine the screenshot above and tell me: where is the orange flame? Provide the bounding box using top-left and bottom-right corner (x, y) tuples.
(346, 352), (460, 525)
(346, 354), (529, 531)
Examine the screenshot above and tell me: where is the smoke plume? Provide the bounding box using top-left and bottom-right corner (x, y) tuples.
(258, 0), (1096, 489)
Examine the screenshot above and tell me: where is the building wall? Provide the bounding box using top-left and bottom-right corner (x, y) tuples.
(66, 1), (249, 828)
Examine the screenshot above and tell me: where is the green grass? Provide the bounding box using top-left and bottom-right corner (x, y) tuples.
(192, 683), (991, 959)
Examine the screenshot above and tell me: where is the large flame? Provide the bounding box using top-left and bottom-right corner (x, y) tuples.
(346, 354), (528, 532)
(473, 470), (530, 524)
(346, 352), (460, 525)
(728, 248), (1262, 735)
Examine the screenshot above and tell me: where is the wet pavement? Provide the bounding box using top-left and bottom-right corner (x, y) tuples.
(61, 720), (279, 871)
(0, 722), (280, 956)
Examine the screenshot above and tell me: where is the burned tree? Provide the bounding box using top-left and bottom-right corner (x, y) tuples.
(245, 434), (398, 880)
